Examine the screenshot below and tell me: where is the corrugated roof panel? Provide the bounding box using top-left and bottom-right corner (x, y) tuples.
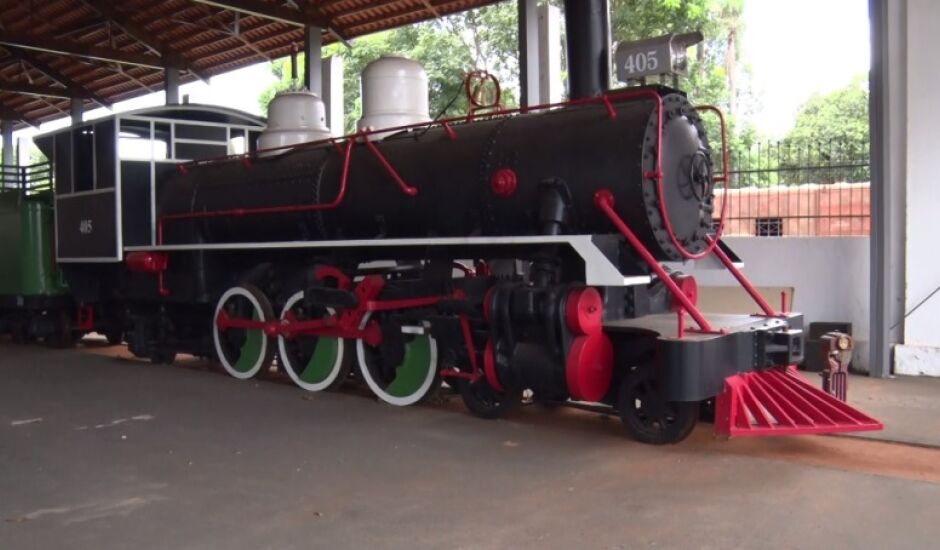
(0, 0), (504, 128)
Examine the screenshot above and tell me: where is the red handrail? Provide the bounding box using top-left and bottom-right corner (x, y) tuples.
(706, 234), (778, 317)
(595, 189), (716, 333)
(650, 104), (730, 261)
(177, 88), (664, 169)
(158, 136), (355, 244)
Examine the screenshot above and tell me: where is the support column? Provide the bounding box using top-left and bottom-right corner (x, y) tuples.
(321, 55), (344, 136)
(537, 2), (562, 104)
(893, 0), (940, 376)
(869, 0), (905, 377)
(2, 119), (13, 164)
(518, 0), (540, 108)
(70, 97), (83, 124)
(304, 26), (323, 97)
(164, 66), (180, 105)
(1, 120), (12, 187)
(564, 0), (610, 99)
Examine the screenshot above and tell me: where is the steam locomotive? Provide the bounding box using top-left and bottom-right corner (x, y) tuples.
(26, 25), (880, 443)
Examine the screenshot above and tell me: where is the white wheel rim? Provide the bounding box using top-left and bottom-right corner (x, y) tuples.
(277, 291), (346, 392)
(356, 311), (438, 406)
(213, 286), (270, 380)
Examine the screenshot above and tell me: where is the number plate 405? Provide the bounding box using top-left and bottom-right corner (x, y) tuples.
(614, 32), (702, 82)
(615, 43), (669, 80)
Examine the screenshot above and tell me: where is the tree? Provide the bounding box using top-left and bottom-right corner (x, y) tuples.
(260, 0), (747, 135)
(609, 0), (745, 107)
(785, 75), (869, 146)
(260, 3), (518, 134)
(766, 75), (870, 184)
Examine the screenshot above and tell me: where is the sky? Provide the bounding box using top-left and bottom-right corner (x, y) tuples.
(10, 0), (872, 152)
(741, 0), (871, 138)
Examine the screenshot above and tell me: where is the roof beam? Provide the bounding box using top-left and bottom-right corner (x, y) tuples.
(329, 0), (401, 21)
(0, 79), (83, 99)
(0, 103), (40, 127)
(188, 0), (309, 27)
(82, 0), (211, 82)
(303, 2), (352, 47)
(340, 0), (481, 33)
(0, 31), (165, 70)
(189, 0), (349, 45)
(1, 46), (112, 108)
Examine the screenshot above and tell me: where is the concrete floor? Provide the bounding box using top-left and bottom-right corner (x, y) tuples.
(826, 372), (940, 448)
(2, 341), (940, 550)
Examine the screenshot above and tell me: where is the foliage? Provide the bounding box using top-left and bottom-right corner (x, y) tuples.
(259, 0), (747, 135)
(746, 75), (871, 185)
(786, 75), (869, 146)
(609, 0), (744, 107)
(728, 77), (871, 188)
(259, 3), (518, 133)
(256, 2), (872, 190)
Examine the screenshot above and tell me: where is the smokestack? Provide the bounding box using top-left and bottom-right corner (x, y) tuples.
(564, 0), (611, 99)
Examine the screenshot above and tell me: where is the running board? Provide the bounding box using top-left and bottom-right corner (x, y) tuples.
(714, 367), (883, 437)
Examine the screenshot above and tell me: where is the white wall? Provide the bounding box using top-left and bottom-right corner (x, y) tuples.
(691, 237), (871, 370)
(899, 0), (940, 373)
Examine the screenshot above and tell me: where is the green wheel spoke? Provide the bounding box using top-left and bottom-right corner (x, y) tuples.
(213, 285), (274, 380)
(299, 338), (341, 384)
(277, 291), (348, 392)
(356, 311), (438, 406)
(385, 335), (433, 398)
(232, 311), (264, 373)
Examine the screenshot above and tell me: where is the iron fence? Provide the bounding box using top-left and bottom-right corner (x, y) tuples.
(715, 139), (871, 237)
(0, 162), (53, 196)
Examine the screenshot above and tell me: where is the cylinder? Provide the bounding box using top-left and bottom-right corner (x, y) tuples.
(357, 56), (430, 137)
(564, 0), (610, 99)
(257, 91), (331, 154)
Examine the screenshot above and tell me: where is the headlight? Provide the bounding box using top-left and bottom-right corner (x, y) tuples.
(837, 336), (851, 350)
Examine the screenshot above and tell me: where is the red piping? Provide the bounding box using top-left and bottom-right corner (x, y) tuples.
(595, 189), (715, 333)
(176, 89), (666, 170)
(706, 235), (778, 317)
(158, 137), (355, 245)
(651, 104), (730, 261)
(441, 120), (457, 141)
(602, 96), (616, 119)
(361, 134), (419, 197)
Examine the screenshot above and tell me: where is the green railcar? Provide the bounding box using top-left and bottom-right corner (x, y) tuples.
(0, 164), (74, 345)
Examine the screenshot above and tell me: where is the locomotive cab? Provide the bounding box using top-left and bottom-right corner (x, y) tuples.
(29, 105), (265, 344)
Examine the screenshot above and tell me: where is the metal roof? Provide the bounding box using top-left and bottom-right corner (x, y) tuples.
(35, 104), (268, 140)
(0, 0), (504, 129)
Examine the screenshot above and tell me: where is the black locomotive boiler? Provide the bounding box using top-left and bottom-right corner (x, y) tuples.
(158, 90), (712, 261)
